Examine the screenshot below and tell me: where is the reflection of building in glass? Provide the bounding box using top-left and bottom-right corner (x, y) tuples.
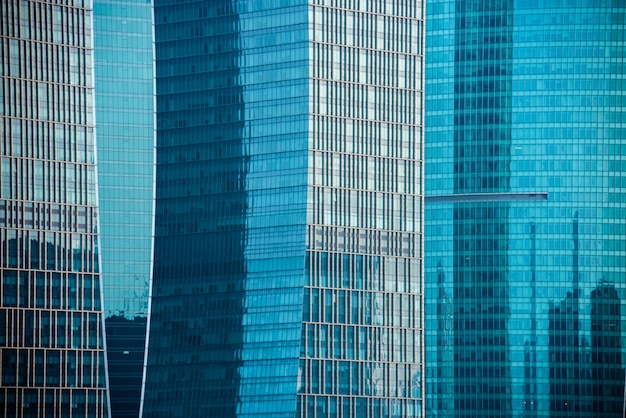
(547, 213), (593, 416)
(142, 1), (425, 417)
(590, 281), (622, 414)
(0, 3), (108, 416)
(92, 0), (155, 416)
(425, 1), (626, 417)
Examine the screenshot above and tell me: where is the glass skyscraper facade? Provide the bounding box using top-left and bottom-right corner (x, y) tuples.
(93, 0), (155, 417)
(142, 1), (424, 417)
(426, 1), (626, 417)
(0, 1), (109, 417)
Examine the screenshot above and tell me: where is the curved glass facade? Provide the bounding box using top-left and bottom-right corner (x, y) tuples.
(93, 0), (155, 416)
(142, 1), (424, 417)
(0, 0), (108, 416)
(142, 2), (309, 416)
(425, 1), (626, 416)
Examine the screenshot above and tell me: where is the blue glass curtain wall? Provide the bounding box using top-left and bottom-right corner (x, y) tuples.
(426, 1), (626, 416)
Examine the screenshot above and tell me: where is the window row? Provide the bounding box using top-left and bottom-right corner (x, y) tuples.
(157, 98), (307, 131)
(1, 348), (105, 388)
(311, 149), (421, 193)
(303, 287), (422, 329)
(157, 116), (307, 147)
(312, 5), (422, 54)
(312, 116), (422, 161)
(298, 392), (423, 418)
(312, 78), (422, 124)
(311, 0), (423, 20)
(0, 308), (104, 350)
(1, 118), (95, 163)
(1, 268), (101, 311)
(299, 357), (422, 399)
(0, 201), (96, 234)
(1, 82), (92, 128)
(1, 156), (97, 205)
(311, 42), (422, 89)
(306, 248), (422, 294)
(0, 387), (107, 418)
(1, 0), (91, 46)
(310, 186), (422, 236)
(1, 38), (91, 87)
(0, 228), (99, 273)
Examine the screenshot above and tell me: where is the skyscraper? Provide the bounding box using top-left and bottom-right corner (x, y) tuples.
(92, 0), (155, 416)
(1, 1), (109, 417)
(425, 0), (626, 416)
(142, 1), (425, 417)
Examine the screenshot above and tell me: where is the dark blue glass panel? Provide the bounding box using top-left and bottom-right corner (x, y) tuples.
(143, 2), (309, 417)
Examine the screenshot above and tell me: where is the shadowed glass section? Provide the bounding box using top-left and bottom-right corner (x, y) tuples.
(426, 1), (626, 417)
(93, 0), (155, 416)
(142, 2), (308, 417)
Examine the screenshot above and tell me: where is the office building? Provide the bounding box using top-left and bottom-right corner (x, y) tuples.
(142, 1), (424, 417)
(93, 0), (155, 416)
(425, 0), (626, 416)
(0, 1), (109, 417)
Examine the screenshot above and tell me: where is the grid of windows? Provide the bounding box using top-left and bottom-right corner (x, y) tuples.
(426, 1), (626, 417)
(92, 0), (155, 416)
(0, 0), (108, 417)
(301, 2), (424, 417)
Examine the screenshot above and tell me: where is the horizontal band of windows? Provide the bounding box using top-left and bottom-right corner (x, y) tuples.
(425, 192), (548, 203)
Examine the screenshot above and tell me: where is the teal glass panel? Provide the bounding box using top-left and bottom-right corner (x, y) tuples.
(425, 1), (626, 416)
(93, 0), (155, 416)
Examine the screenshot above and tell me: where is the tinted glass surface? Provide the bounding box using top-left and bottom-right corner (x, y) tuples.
(425, 1), (626, 416)
(93, 0), (155, 416)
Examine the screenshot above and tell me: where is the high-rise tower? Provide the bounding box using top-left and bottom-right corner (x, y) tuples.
(142, 1), (425, 417)
(0, 1), (109, 416)
(92, 0), (155, 416)
(425, 1), (626, 416)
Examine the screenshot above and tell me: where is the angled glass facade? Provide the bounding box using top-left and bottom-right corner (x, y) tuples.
(142, 1), (424, 417)
(425, 1), (626, 417)
(93, 0), (155, 417)
(0, 1), (108, 417)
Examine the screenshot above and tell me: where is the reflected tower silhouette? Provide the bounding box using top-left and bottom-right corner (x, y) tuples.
(425, 1), (626, 417)
(590, 280), (622, 415)
(548, 213), (584, 415)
